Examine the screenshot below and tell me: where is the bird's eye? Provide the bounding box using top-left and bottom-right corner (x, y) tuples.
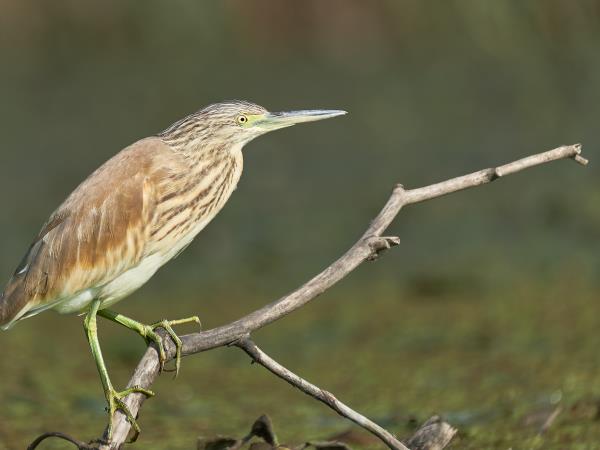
(236, 115), (248, 125)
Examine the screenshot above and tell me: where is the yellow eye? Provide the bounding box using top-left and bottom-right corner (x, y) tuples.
(236, 114), (248, 125)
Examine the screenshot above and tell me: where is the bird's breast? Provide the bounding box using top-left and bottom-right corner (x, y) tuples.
(149, 149), (244, 260)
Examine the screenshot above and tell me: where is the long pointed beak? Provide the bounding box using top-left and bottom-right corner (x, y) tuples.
(259, 109), (347, 130)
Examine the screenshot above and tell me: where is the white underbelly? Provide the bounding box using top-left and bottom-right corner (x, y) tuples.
(53, 216), (213, 314)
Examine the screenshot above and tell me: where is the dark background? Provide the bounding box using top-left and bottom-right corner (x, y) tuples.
(0, 2), (598, 449)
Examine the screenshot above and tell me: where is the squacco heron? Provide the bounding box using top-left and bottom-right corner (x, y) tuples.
(0, 100), (346, 439)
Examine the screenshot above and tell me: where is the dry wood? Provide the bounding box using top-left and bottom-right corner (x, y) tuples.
(236, 336), (409, 450)
(27, 432), (98, 450)
(91, 144), (585, 449)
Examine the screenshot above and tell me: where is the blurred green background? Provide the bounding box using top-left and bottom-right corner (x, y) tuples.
(0, 1), (599, 449)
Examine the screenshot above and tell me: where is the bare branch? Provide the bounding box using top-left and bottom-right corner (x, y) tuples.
(27, 432), (98, 450)
(235, 336), (409, 450)
(99, 144), (586, 448)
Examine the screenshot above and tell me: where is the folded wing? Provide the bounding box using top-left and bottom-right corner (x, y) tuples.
(0, 137), (177, 329)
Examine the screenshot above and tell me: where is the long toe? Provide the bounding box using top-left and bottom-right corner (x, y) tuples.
(149, 316), (201, 377)
(106, 386), (154, 442)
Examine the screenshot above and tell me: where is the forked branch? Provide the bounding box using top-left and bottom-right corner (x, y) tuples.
(98, 144), (586, 449)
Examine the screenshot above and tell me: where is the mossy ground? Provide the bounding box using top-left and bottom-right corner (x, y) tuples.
(1, 268), (599, 449)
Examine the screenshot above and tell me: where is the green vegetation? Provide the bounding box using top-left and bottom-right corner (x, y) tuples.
(1, 270), (599, 449)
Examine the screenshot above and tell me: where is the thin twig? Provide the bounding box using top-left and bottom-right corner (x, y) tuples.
(538, 406), (563, 435)
(235, 336), (409, 450)
(27, 432), (98, 450)
(98, 144), (586, 449)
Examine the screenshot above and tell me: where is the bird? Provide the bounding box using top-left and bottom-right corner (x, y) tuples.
(0, 100), (346, 440)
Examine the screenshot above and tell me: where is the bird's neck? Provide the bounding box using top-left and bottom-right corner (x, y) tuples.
(179, 141), (244, 195)
(181, 141), (243, 171)
(159, 137), (245, 201)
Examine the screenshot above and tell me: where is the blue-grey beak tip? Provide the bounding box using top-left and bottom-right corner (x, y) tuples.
(314, 110), (347, 118)
(261, 108), (348, 129)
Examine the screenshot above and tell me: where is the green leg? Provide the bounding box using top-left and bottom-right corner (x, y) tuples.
(97, 308), (201, 376)
(83, 299), (154, 441)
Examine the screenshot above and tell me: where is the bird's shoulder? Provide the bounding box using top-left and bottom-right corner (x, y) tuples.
(58, 136), (182, 209)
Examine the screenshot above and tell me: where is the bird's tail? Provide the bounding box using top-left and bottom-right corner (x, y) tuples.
(0, 280), (28, 331)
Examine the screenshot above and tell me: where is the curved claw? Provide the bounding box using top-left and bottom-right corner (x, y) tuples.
(106, 386), (154, 442)
(143, 316), (201, 377)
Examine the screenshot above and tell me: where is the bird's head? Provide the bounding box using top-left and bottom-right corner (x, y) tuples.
(159, 100), (347, 151)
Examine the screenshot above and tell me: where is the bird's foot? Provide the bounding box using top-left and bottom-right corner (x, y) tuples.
(141, 316), (201, 377)
(105, 385), (154, 443)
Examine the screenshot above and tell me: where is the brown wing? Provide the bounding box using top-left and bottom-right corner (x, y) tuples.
(0, 137), (179, 328)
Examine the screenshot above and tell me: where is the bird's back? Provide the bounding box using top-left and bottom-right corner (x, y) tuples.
(0, 135), (241, 329)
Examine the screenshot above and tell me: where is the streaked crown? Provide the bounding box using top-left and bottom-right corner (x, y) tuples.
(158, 100), (268, 150)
